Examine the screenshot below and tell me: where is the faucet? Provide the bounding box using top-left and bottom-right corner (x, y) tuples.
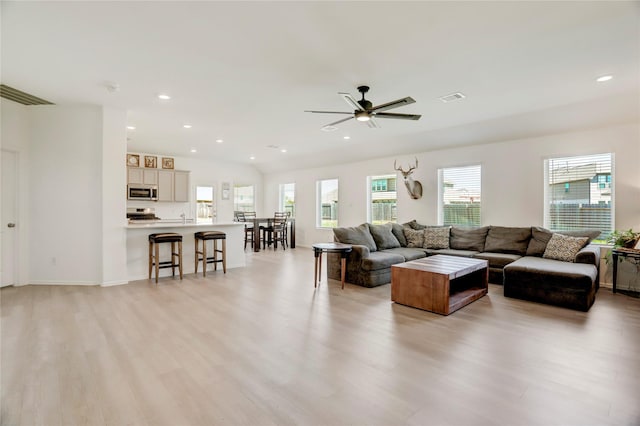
(180, 212), (186, 224)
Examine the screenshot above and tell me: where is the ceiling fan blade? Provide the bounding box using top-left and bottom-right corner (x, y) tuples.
(370, 97), (416, 113)
(373, 112), (421, 120)
(339, 92), (365, 111)
(367, 118), (380, 128)
(305, 110), (352, 115)
(325, 116), (354, 127)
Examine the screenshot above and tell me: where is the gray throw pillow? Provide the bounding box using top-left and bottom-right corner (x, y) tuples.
(449, 226), (490, 252)
(543, 233), (589, 262)
(484, 226), (532, 255)
(391, 223), (408, 247)
(369, 223), (401, 250)
(403, 228), (425, 248)
(423, 227), (450, 249)
(333, 223), (377, 252)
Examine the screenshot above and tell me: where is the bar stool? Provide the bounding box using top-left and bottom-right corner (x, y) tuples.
(148, 233), (183, 284)
(194, 231), (227, 276)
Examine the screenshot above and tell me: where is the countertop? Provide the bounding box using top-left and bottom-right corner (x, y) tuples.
(126, 221), (242, 229)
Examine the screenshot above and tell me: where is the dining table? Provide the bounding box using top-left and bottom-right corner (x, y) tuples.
(247, 217), (296, 252)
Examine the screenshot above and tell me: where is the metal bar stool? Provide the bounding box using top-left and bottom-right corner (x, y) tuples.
(148, 233), (183, 284)
(194, 231), (227, 276)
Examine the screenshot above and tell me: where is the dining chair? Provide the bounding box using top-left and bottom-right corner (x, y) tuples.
(236, 211), (255, 250)
(263, 212), (288, 250)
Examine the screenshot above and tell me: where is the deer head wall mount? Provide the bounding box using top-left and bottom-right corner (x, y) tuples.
(394, 157), (423, 200)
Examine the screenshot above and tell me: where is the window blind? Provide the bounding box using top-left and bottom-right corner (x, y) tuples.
(545, 153), (612, 240)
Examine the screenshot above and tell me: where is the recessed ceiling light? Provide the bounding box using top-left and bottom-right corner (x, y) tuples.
(216, 139), (223, 143)
(249, 156), (255, 160)
(190, 148), (197, 153)
(596, 75), (613, 82)
(281, 149), (287, 153)
(183, 124), (192, 129)
(157, 93), (171, 100)
(343, 136), (350, 140)
(126, 126), (136, 130)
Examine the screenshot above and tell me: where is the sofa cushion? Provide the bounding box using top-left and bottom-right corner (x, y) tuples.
(423, 227), (450, 249)
(473, 252), (522, 269)
(391, 223), (408, 247)
(450, 226), (490, 252)
(526, 227), (601, 257)
(543, 233), (589, 262)
(404, 220), (427, 230)
(403, 228), (425, 248)
(369, 223), (401, 250)
(333, 223), (377, 252)
(361, 251), (406, 271)
(483, 226), (531, 255)
(383, 247), (427, 261)
(424, 248), (479, 257)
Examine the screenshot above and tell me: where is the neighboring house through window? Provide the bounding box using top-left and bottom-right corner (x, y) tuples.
(368, 174), (397, 224)
(317, 179), (338, 228)
(233, 184), (255, 212)
(438, 165), (482, 226)
(544, 153), (613, 241)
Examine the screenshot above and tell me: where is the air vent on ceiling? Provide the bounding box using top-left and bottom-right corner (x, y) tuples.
(439, 92), (466, 103)
(0, 84), (54, 105)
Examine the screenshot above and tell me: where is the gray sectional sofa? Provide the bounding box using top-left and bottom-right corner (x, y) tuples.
(327, 221), (601, 311)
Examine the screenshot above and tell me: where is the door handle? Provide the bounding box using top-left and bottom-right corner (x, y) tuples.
(7, 223), (15, 228)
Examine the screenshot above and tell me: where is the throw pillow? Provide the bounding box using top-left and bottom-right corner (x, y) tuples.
(403, 220), (427, 230)
(423, 227), (450, 249)
(483, 226), (532, 255)
(542, 233), (589, 262)
(391, 223), (408, 247)
(527, 227), (601, 257)
(369, 223), (401, 250)
(333, 223), (377, 252)
(403, 228), (425, 248)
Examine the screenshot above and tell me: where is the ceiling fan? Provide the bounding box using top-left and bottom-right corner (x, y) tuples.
(305, 85), (421, 129)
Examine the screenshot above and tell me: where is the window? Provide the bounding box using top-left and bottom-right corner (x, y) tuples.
(196, 185), (214, 223)
(279, 183), (296, 218)
(368, 174), (397, 224)
(545, 153), (612, 241)
(438, 165), (481, 226)
(233, 184), (255, 212)
(317, 179), (338, 228)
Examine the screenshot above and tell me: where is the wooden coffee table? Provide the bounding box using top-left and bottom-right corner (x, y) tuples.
(391, 255), (488, 315)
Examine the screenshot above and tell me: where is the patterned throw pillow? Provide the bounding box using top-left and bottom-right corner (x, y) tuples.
(403, 227), (425, 248)
(542, 233), (589, 262)
(423, 227), (450, 249)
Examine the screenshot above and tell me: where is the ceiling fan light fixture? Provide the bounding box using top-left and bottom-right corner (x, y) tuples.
(355, 111), (370, 122)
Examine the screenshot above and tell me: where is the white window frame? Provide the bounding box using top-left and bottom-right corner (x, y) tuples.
(278, 183), (296, 218)
(316, 178), (339, 228)
(233, 184), (255, 212)
(437, 164), (482, 226)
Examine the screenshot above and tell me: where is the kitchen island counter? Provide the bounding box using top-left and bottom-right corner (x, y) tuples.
(126, 222), (245, 281)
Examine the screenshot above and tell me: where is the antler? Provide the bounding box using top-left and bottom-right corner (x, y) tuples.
(394, 160), (403, 172)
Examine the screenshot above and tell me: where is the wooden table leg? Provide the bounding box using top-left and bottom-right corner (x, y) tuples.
(318, 252), (322, 283)
(314, 249), (320, 288)
(340, 257), (346, 290)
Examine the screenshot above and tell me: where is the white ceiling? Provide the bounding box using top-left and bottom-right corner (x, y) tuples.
(2, 1), (639, 173)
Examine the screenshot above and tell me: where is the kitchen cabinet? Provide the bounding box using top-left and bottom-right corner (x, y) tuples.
(127, 168), (158, 185)
(157, 170), (190, 202)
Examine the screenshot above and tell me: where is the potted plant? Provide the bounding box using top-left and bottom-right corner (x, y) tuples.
(608, 228), (640, 249)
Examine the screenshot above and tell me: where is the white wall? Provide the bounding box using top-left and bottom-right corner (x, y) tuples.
(263, 123), (640, 248)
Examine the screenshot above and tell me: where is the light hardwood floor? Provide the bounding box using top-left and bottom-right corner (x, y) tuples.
(2, 248), (639, 426)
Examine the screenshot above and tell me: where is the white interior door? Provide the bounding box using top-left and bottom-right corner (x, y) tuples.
(1, 150), (18, 287)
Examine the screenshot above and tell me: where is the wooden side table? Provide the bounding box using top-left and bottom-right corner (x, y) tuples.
(312, 243), (352, 289)
(612, 248), (640, 293)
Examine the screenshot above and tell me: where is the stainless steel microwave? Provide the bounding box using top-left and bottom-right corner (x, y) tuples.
(127, 185), (158, 201)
